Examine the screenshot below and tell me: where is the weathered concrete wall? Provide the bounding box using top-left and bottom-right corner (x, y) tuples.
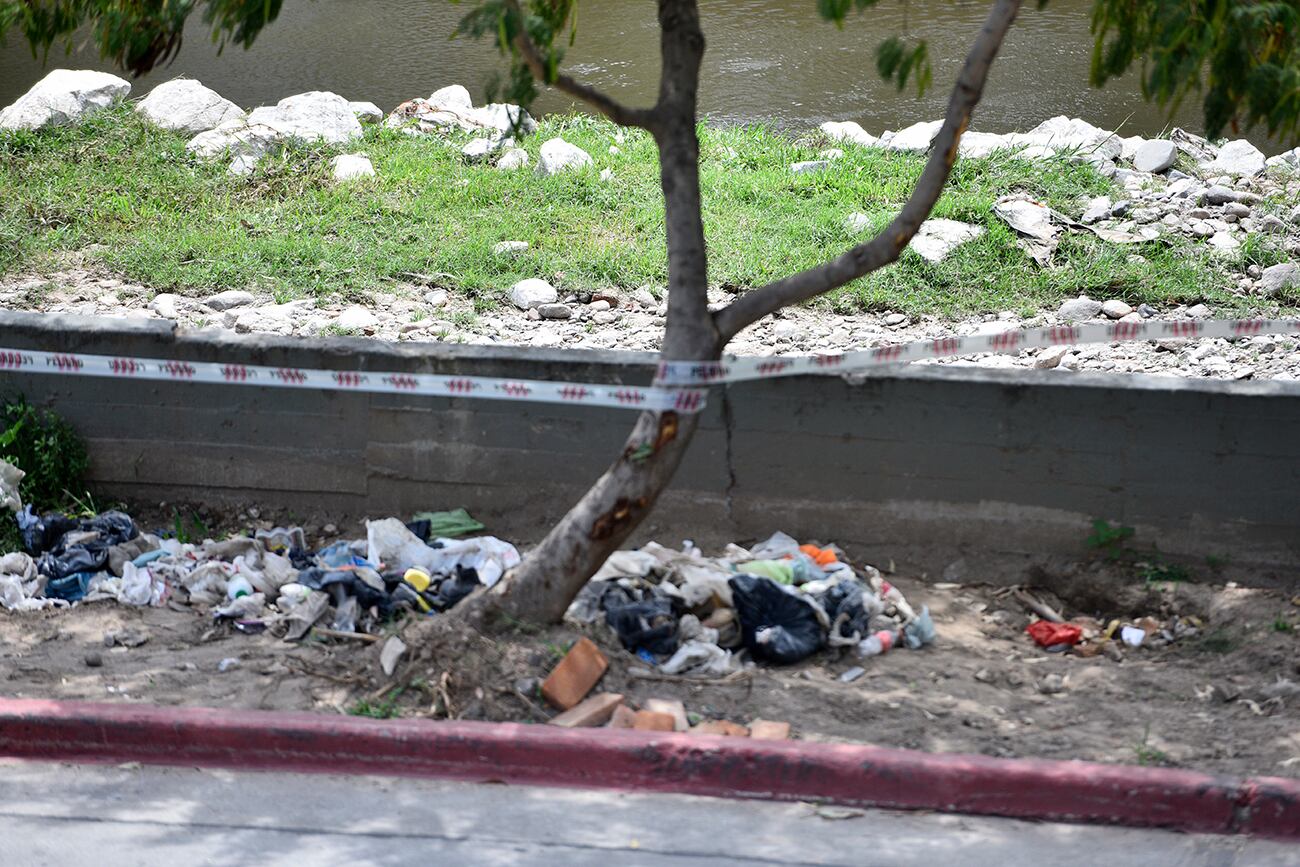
(2, 311), (1297, 584)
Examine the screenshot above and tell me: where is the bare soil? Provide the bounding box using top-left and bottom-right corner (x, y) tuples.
(4, 559), (1297, 779)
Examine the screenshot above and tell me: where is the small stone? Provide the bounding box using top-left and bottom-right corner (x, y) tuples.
(348, 101), (384, 124)
(839, 667), (865, 683)
(204, 289), (255, 311)
(1259, 263), (1300, 298)
(974, 668), (995, 684)
(496, 148), (529, 170)
(1208, 231), (1240, 251)
(1133, 139), (1177, 173)
(592, 311), (617, 325)
(1034, 345), (1069, 370)
(1204, 139), (1266, 176)
(632, 288), (656, 309)
(536, 137), (592, 176)
(380, 636), (407, 677)
(772, 320), (801, 340)
(599, 168), (614, 182)
(537, 303), (572, 320)
(525, 308), (540, 321)
(1101, 299), (1133, 319)
(1223, 202), (1252, 219)
(1186, 303), (1210, 318)
(423, 289), (448, 307)
(1200, 185), (1239, 206)
(323, 523), (338, 534)
(1131, 208), (1159, 224)
(1058, 296), (1103, 321)
(1038, 674), (1066, 695)
(84, 652), (103, 668)
(1259, 215), (1287, 235)
(509, 278), (558, 310)
(790, 160), (830, 175)
(493, 240), (529, 256)
(330, 153), (375, 181)
(336, 306), (378, 330)
(884, 313), (908, 327)
(1081, 197), (1112, 224)
(588, 299), (611, 312)
(148, 293), (181, 319)
(462, 135), (513, 162)
(844, 212), (872, 233)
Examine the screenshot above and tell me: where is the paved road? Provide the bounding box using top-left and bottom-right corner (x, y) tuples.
(1, 759), (1296, 866)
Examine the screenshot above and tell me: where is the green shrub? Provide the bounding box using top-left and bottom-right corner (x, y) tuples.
(0, 397), (89, 511)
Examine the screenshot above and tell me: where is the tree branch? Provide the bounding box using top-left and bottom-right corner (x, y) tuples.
(507, 0), (660, 130)
(713, 0), (1023, 343)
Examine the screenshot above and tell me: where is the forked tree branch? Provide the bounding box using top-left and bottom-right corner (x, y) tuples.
(508, 0), (661, 130)
(713, 0), (1023, 342)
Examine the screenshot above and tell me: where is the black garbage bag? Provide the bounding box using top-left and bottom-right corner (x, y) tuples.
(429, 566), (481, 612)
(729, 573), (825, 665)
(38, 546), (109, 580)
(405, 519), (432, 542)
(80, 511), (138, 548)
(296, 567), (394, 612)
(18, 506), (78, 555)
(32, 509), (140, 578)
(815, 578), (872, 642)
(601, 583), (679, 656)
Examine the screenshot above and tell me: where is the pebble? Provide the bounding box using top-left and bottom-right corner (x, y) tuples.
(493, 240), (529, 256)
(84, 652), (103, 668)
(974, 668), (995, 684)
(884, 313), (908, 327)
(1038, 674), (1066, 695)
(588, 299), (612, 312)
(1058, 296), (1103, 321)
(537, 303), (572, 320)
(336, 306), (378, 330)
(1101, 299), (1133, 319)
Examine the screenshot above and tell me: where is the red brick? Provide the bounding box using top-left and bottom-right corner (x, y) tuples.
(607, 704), (637, 729)
(643, 698), (689, 732)
(547, 693), (624, 728)
(631, 710), (676, 732)
(691, 720), (750, 737)
(749, 719), (791, 740)
(540, 638), (609, 710)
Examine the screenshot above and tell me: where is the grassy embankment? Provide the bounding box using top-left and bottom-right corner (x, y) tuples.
(1, 105), (1292, 316)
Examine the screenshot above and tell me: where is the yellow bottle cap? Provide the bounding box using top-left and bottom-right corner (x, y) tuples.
(404, 568), (431, 592)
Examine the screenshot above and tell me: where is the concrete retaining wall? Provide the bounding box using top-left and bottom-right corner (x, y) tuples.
(2, 311), (1297, 583)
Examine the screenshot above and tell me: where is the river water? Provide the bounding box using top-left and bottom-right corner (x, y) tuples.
(0, 0), (1282, 148)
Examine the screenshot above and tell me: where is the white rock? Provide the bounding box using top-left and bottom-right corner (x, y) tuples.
(188, 120), (283, 164)
(1266, 147), (1300, 171)
(148, 293), (181, 319)
(1259, 263), (1300, 297)
(844, 212), (872, 233)
(493, 241), (529, 256)
(137, 79), (244, 136)
(883, 120), (943, 152)
(819, 148), (844, 160)
(1186, 303), (1210, 318)
(820, 121), (877, 147)
(1081, 196), (1112, 224)
(600, 168), (614, 181)
(1208, 231), (1240, 251)
(1101, 299), (1133, 319)
(510, 278), (558, 310)
(428, 85), (474, 113)
(884, 313), (908, 326)
(588, 300), (612, 313)
(462, 135), (513, 162)
(496, 148), (529, 170)
(348, 101), (384, 124)
(772, 320), (801, 340)
(1058, 296), (1103, 321)
(336, 306), (379, 330)
(247, 91), (363, 144)
(958, 132), (1010, 159)
(424, 289), (449, 307)
(1010, 116), (1122, 161)
(330, 154), (375, 181)
(790, 160), (829, 175)
(228, 154), (259, 176)
(1119, 135), (1144, 161)
(204, 290), (255, 311)
(536, 138), (592, 176)
(908, 219), (985, 263)
(1204, 140), (1266, 177)
(1133, 139), (1177, 173)
(0, 69), (130, 131)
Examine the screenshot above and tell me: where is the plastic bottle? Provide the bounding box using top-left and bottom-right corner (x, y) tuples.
(226, 576), (254, 600)
(857, 629), (897, 658)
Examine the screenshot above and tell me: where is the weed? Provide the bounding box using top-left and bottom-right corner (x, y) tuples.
(411, 309), (427, 322)
(1197, 628), (1238, 654)
(451, 310), (478, 329)
(349, 686), (406, 719)
(170, 509), (209, 544)
(1135, 558), (1191, 585)
(0, 397), (89, 511)
(1086, 519), (1135, 561)
(1273, 618), (1294, 633)
(319, 324), (359, 337)
(1132, 724), (1171, 767)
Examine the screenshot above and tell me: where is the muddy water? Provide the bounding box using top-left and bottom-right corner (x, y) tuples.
(0, 0), (1281, 147)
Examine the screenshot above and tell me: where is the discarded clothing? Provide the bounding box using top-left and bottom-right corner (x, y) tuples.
(1025, 620), (1083, 648)
(409, 508), (485, 540)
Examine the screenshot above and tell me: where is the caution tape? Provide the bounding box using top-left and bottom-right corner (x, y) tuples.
(2, 317), (1296, 415)
(654, 318), (1300, 385)
(0, 347), (709, 414)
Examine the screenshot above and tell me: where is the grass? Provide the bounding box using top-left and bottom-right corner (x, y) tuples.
(0, 106), (1289, 316)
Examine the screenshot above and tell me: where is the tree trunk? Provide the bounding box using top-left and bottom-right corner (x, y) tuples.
(478, 0), (715, 627)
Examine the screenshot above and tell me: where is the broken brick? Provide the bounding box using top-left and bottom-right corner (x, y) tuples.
(547, 692), (624, 728)
(541, 637), (609, 710)
(608, 704), (637, 729)
(632, 710), (677, 731)
(691, 720), (750, 737)
(748, 719), (791, 740)
(644, 697), (689, 732)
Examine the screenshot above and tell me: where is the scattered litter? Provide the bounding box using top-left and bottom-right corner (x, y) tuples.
(218, 657), (240, 672)
(1121, 625), (1147, 647)
(1026, 620), (1083, 648)
(380, 635), (407, 677)
(839, 666), (865, 683)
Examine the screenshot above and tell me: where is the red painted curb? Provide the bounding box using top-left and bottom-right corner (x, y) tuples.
(0, 698), (1294, 839)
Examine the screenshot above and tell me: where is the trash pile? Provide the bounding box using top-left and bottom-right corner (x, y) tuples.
(1014, 588), (1203, 659)
(0, 498), (518, 640)
(566, 531), (936, 677)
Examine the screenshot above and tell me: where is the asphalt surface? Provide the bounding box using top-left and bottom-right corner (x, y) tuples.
(1, 759), (1296, 866)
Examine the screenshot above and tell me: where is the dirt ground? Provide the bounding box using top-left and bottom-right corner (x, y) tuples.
(3, 555), (1297, 779)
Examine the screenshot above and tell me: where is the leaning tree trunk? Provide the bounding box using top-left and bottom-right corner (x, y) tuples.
(474, 0), (1022, 627)
(480, 0), (717, 626)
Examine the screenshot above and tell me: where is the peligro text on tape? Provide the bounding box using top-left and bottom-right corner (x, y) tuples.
(0, 347), (709, 414)
(654, 318), (1300, 385)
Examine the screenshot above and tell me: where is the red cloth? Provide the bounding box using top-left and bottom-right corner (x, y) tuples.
(1025, 620), (1083, 647)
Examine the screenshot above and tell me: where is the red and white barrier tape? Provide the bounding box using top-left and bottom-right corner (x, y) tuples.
(2, 317), (1296, 414)
(0, 347), (709, 414)
(655, 318), (1300, 385)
